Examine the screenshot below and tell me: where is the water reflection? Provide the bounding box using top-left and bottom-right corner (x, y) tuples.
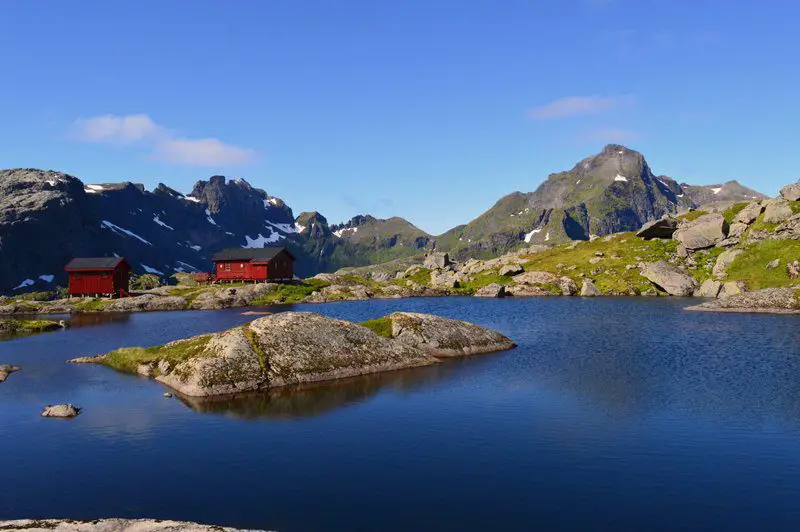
(177, 358), (483, 420)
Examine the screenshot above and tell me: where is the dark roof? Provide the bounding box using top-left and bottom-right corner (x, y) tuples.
(211, 247), (295, 262)
(65, 257), (128, 271)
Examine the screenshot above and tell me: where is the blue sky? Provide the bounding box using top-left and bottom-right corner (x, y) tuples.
(0, 0), (797, 234)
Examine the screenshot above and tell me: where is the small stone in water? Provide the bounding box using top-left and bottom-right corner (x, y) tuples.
(163, 392), (173, 398)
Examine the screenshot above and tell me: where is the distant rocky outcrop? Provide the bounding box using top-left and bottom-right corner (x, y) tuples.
(0, 519), (267, 532)
(436, 144), (765, 260)
(687, 287), (800, 314)
(73, 312), (515, 397)
(41, 404), (81, 418)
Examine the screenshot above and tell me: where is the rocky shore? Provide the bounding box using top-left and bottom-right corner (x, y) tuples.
(71, 312), (515, 397)
(0, 519), (268, 531)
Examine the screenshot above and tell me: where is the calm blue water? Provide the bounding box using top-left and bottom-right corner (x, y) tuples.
(2, 297), (800, 531)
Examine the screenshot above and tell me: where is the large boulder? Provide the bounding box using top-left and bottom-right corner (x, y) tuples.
(673, 214), (729, 250)
(636, 217), (679, 239)
(774, 214), (800, 240)
(719, 281), (746, 298)
(559, 276), (578, 296)
(387, 312), (515, 357)
(103, 294), (187, 312)
(499, 264), (524, 276)
(0, 519), (262, 531)
(712, 249), (744, 279)
(763, 199), (794, 224)
(694, 279), (722, 298)
(504, 284), (552, 297)
(641, 261), (698, 297)
(733, 202), (765, 225)
(580, 279), (602, 297)
(781, 182), (800, 202)
(424, 252), (450, 269)
(515, 271), (558, 285)
(727, 222), (748, 239)
(0, 365), (20, 382)
(77, 312), (515, 397)
(429, 270), (460, 289)
(687, 287), (800, 314)
(474, 283), (506, 298)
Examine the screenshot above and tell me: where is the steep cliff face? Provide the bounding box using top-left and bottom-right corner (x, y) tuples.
(436, 145), (766, 259)
(0, 170), (432, 294)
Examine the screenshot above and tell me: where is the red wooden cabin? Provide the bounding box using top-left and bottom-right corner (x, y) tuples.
(64, 257), (131, 297)
(211, 247), (295, 282)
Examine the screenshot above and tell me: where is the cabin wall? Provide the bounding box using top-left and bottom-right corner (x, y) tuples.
(266, 251), (294, 280)
(68, 271), (116, 296)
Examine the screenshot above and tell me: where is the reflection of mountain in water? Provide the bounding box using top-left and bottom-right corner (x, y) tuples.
(177, 357), (489, 420)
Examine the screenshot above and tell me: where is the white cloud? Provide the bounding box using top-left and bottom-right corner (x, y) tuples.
(71, 114), (166, 144)
(69, 114), (256, 166)
(150, 138), (257, 166)
(527, 95), (632, 120)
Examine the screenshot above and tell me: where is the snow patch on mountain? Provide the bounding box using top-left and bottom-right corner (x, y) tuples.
(100, 220), (152, 246)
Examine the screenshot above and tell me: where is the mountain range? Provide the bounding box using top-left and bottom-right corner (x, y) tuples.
(0, 145), (767, 294)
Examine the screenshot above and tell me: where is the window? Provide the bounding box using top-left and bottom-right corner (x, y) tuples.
(224, 263), (231, 272)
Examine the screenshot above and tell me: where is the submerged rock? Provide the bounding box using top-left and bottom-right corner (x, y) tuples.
(78, 312), (515, 397)
(687, 287), (800, 314)
(0, 519), (267, 531)
(0, 365), (20, 382)
(41, 404), (81, 418)
(641, 261), (698, 297)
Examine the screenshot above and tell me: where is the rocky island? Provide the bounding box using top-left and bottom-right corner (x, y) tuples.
(0, 519), (268, 531)
(71, 312), (515, 397)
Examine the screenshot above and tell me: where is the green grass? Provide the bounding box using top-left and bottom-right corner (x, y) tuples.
(453, 272), (517, 295)
(0, 319), (62, 340)
(250, 279), (331, 305)
(71, 298), (112, 312)
(393, 267), (432, 287)
(101, 334), (212, 374)
(516, 233), (677, 294)
(678, 210), (709, 223)
(725, 239), (800, 290)
(360, 317), (393, 338)
(722, 202), (749, 224)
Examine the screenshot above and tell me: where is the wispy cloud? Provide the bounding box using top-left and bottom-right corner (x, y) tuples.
(69, 114), (256, 166)
(580, 127), (643, 143)
(150, 138), (257, 166)
(527, 95), (633, 120)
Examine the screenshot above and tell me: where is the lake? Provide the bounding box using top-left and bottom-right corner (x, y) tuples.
(2, 297), (800, 531)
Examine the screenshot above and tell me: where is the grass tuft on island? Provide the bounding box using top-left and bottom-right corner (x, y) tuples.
(100, 334), (213, 374)
(0, 319), (63, 340)
(360, 317), (393, 338)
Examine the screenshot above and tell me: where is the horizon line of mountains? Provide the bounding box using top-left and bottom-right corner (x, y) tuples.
(0, 144), (768, 294)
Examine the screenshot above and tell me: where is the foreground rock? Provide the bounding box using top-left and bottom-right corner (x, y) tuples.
(41, 404), (81, 418)
(0, 519), (266, 531)
(686, 287), (800, 314)
(74, 312), (515, 397)
(641, 261), (698, 296)
(474, 283), (506, 298)
(388, 312), (515, 357)
(0, 364), (20, 382)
